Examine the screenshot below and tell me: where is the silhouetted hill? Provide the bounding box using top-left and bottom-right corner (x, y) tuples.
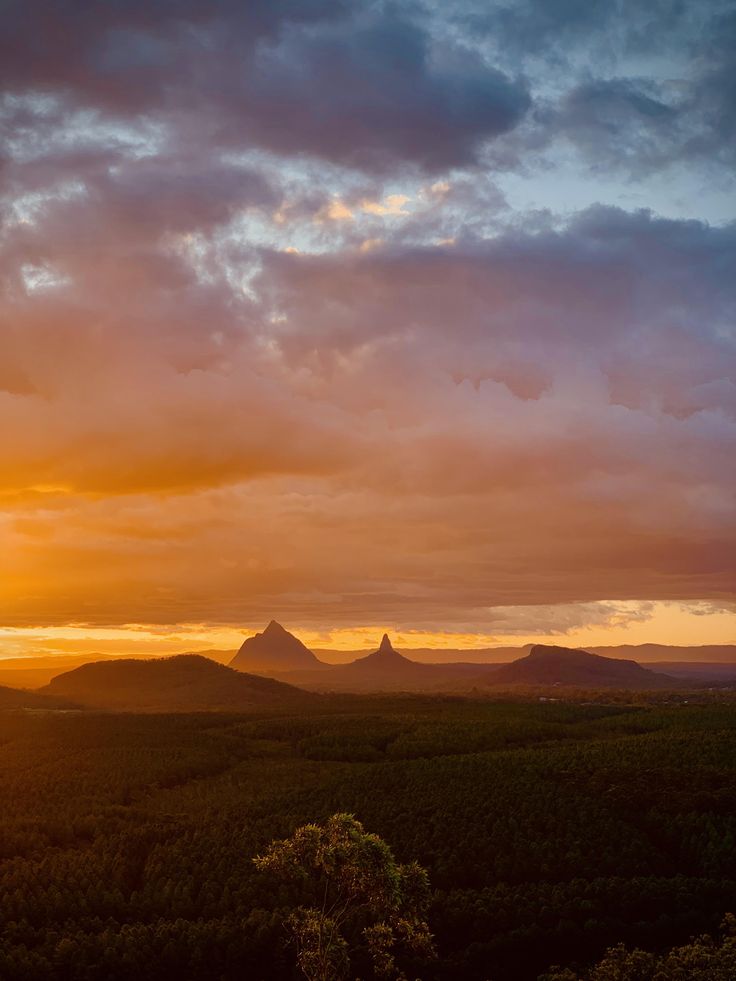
(278, 635), (487, 691)
(310, 643), (736, 666)
(487, 644), (678, 689)
(348, 634), (420, 672)
(311, 645), (530, 665)
(43, 655), (313, 712)
(0, 684), (77, 710)
(230, 621), (325, 673)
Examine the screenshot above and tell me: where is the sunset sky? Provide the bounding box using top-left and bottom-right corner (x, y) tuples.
(1, 0), (734, 657)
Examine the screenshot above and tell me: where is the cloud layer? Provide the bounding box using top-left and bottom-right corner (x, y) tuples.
(0, 0), (734, 637)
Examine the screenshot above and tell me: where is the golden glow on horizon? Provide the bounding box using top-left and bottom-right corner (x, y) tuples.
(1, 602), (733, 660)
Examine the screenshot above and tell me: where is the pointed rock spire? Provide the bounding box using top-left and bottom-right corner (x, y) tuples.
(379, 633), (394, 653)
(230, 620), (322, 672)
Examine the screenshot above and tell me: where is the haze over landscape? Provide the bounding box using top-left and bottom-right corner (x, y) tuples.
(1, 2), (736, 980)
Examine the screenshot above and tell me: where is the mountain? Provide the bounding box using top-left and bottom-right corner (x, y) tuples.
(43, 654), (313, 712)
(278, 635), (487, 692)
(330, 633), (445, 687)
(0, 653), (141, 689)
(486, 644), (678, 689)
(648, 662), (736, 682)
(0, 650), (237, 690)
(0, 684), (77, 710)
(350, 633), (418, 670)
(590, 644), (736, 664)
(312, 645), (530, 665)
(230, 621), (325, 673)
(310, 643), (736, 666)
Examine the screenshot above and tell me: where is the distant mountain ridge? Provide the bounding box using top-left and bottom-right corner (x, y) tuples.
(6, 624), (727, 702)
(228, 625), (688, 692)
(311, 643), (736, 665)
(44, 654), (312, 712)
(3, 637), (733, 692)
(231, 630), (487, 691)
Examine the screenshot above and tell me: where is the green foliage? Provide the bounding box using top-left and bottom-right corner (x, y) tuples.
(542, 914), (736, 980)
(254, 812), (434, 980)
(0, 698), (734, 979)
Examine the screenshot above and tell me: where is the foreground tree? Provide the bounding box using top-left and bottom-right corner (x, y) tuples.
(254, 813), (435, 981)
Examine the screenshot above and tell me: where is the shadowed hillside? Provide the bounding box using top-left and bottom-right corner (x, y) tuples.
(487, 645), (678, 689)
(0, 685), (78, 711)
(43, 655), (313, 712)
(244, 633), (689, 694)
(275, 635), (487, 691)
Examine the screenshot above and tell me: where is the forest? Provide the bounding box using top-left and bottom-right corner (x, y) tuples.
(0, 696), (734, 980)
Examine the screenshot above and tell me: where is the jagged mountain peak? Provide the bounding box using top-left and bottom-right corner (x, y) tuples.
(347, 634), (422, 672)
(264, 619), (287, 635)
(230, 621), (323, 673)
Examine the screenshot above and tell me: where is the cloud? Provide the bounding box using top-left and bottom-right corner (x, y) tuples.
(1, 166), (734, 627)
(239, 12), (530, 172)
(555, 78), (681, 171)
(0, 2), (530, 174)
(0, 0), (733, 635)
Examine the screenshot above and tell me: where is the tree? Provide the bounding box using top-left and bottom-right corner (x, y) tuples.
(254, 813), (435, 981)
(541, 914), (736, 981)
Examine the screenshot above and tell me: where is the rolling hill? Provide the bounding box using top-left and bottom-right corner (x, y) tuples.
(43, 654), (314, 712)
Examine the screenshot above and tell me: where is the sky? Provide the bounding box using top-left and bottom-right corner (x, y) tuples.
(1, 0), (735, 656)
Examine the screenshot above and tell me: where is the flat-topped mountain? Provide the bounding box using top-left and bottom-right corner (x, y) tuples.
(44, 654), (312, 712)
(487, 644), (677, 689)
(230, 620), (325, 673)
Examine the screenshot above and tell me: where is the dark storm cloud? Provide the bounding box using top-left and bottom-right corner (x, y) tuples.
(685, 8), (736, 163)
(0, 1), (530, 173)
(554, 42), (736, 177)
(455, 0), (735, 178)
(0, 0), (346, 109)
(238, 13), (530, 172)
(555, 79), (680, 172)
(458, 0), (697, 62)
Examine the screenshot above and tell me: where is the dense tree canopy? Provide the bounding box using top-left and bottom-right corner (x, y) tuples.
(542, 914), (736, 980)
(0, 696), (734, 979)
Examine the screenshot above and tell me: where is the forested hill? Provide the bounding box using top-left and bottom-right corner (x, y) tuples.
(43, 655), (314, 712)
(0, 684), (77, 711)
(488, 645), (677, 689)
